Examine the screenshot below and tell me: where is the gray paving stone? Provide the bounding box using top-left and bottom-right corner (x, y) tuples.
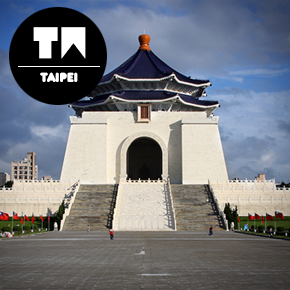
(0, 231), (289, 289)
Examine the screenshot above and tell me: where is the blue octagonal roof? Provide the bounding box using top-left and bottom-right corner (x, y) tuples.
(100, 48), (209, 85)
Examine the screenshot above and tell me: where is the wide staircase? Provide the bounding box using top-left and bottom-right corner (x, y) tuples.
(171, 184), (224, 231)
(113, 182), (175, 231)
(62, 184), (117, 231)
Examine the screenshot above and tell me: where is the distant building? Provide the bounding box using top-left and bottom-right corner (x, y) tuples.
(11, 152), (38, 181)
(43, 176), (52, 181)
(255, 174), (266, 181)
(0, 172), (10, 186)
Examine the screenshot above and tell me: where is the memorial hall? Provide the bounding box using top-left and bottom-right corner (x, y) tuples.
(1, 35), (289, 231)
(60, 34), (228, 185)
(57, 34), (229, 231)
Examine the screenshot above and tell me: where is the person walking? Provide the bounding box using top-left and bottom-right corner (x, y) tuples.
(87, 225), (90, 233)
(269, 227), (273, 237)
(209, 226), (213, 236)
(110, 228), (114, 240)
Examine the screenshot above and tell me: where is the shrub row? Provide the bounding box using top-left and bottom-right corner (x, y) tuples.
(1, 225), (40, 232)
(249, 225), (288, 235)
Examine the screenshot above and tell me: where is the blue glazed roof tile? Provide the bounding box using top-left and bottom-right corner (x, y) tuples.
(100, 49), (209, 85)
(72, 35), (218, 114)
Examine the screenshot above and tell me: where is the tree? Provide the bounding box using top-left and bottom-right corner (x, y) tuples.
(279, 182), (290, 188)
(0, 181), (13, 188)
(224, 203), (238, 229)
(54, 201), (65, 230)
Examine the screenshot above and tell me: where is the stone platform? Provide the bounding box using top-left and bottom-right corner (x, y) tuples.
(0, 231), (288, 289)
(113, 182), (175, 231)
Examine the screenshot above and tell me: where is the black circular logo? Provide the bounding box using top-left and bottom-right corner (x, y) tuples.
(9, 7), (107, 105)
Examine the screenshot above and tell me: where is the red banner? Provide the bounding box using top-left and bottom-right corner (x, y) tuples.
(0, 211), (9, 221)
(266, 213), (273, 220)
(275, 211), (284, 219)
(13, 211), (19, 220)
(248, 213), (254, 221)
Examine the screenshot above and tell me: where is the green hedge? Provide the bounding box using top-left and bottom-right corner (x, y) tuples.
(1, 226), (11, 232)
(277, 226), (285, 232)
(13, 226), (22, 232)
(258, 225), (265, 232)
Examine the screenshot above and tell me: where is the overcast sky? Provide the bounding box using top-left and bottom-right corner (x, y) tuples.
(0, 0), (290, 182)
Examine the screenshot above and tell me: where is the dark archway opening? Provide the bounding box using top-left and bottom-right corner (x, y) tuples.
(127, 137), (162, 180)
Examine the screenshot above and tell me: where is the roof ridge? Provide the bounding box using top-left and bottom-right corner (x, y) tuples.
(146, 50), (171, 75)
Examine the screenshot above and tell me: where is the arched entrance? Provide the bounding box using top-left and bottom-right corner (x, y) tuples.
(127, 138), (162, 180)
(119, 131), (168, 182)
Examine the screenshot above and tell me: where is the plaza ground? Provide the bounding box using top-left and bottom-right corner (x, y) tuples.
(0, 230), (289, 289)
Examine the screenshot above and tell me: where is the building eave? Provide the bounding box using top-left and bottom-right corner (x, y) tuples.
(89, 73), (211, 98)
(72, 93), (218, 109)
(99, 73), (211, 87)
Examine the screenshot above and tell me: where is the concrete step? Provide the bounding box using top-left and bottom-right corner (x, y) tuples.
(62, 184), (117, 231)
(113, 182), (175, 231)
(171, 184), (224, 231)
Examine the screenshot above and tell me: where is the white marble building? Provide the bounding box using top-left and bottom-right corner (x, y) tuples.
(60, 34), (228, 185)
(1, 35), (289, 224)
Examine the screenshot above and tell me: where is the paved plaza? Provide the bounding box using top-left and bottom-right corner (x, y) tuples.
(0, 230), (289, 289)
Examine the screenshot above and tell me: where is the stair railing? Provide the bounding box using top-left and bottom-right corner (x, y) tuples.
(59, 180), (80, 231)
(126, 178), (165, 184)
(166, 178), (177, 231)
(208, 180), (229, 231)
(107, 184), (119, 229)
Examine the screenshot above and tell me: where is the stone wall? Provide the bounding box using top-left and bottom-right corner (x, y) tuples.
(0, 180), (78, 216)
(210, 179), (290, 216)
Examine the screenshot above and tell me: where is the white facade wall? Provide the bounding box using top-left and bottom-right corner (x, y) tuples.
(60, 111), (228, 184)
(60, 117), (107, 184)
(182, 117), (228, 184)
(0, 180), (77, 216)
(211, 180), (290, 216)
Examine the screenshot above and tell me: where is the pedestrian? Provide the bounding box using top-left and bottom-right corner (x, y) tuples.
(110, 228), (114, 240)
(209, 226), (213, 236)
(87, 225), (90, 233)
(269, 227), (273, 237)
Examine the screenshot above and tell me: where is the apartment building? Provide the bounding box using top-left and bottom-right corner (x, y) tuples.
(11, 152), (38, 181)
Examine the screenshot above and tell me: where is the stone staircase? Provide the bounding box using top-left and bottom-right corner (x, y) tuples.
(113, 182), (175, 231)
(170, 184), (224, 231)
(62, 184), (117, 231)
